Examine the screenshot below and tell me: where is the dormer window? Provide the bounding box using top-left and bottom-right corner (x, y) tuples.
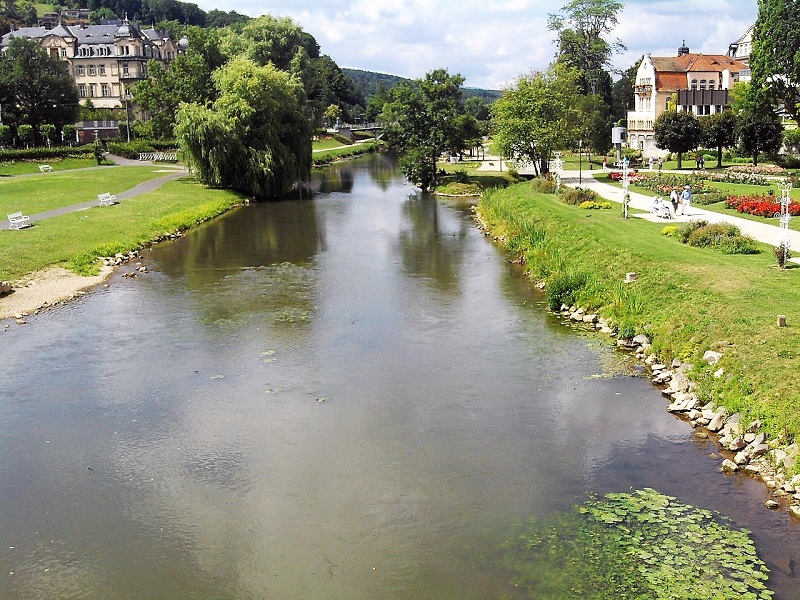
(699, 79), (707, 90)
(691, 79), (698, 90)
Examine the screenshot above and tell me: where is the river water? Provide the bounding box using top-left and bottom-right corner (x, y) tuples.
(1, 155), (799, 599)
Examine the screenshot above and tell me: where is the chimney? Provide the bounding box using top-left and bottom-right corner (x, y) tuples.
(678, 40), (689, 56)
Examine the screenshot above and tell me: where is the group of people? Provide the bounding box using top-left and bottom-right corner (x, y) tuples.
(651, 185), (693, 219)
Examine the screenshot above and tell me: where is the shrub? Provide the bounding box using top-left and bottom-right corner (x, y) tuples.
(693, 191), (728, 205)
(682, 222), (759, 254)
(775, 243), (792, 268)
(677, 220), (709, 243)
(530, 176), (557, 194)
(579, 200), (612, 209)
(559, 186), (599, 206)
(661, 225), (678, 237)
(454, 169), (469, 183)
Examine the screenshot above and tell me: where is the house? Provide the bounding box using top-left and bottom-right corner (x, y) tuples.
(0, 19), (188, 111)
(626, 42), (749, 158)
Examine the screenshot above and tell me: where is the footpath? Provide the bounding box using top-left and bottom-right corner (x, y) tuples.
(0, 155), (186, 231)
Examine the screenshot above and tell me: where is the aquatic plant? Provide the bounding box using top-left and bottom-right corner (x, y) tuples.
(499, 488), (773, 599)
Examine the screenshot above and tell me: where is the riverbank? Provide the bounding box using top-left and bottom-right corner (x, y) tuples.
(475, 182), (800, 517)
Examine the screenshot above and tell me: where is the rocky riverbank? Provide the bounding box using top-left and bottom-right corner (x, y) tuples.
(560, 302), (800, 520)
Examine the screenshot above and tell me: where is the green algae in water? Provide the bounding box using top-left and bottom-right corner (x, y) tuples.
(499, 488), (773, 599)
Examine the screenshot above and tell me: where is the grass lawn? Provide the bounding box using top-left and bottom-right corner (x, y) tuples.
(0, 166), (179, 216)
(0, 157), (113, 177)
(434, 160), (516, 194)
(312, 138), (352, 152)
(479, 183), (800, 441)
(0, 177), (244, 280)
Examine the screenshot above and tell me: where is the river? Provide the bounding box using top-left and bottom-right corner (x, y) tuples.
(1, 154), (798, 599)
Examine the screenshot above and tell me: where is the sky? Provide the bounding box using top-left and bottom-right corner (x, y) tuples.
(192, 0), (759, 90)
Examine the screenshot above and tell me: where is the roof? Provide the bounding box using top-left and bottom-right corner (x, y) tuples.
(651, 53), (748, 74)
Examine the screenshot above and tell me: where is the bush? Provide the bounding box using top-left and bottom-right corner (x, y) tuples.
(454, 169), (469, 183)
(559, 186), (599, 206)
(677, 220), (709, 243)
(681, 221), (759, 254)
(530, 176), (557, 194)
(775, 243), (792, 268)
(579, 200), (613, 209)
(661, 225), (678, 237)
(693, 191), (728, 205)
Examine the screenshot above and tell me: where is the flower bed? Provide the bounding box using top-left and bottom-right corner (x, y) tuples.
(727, 164), (787, 176)
(725, 194), (800, 218)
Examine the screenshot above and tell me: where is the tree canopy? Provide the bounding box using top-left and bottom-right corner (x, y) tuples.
(0, 37), (79, 139)
(653, 110), (701, 169)
(749, 0), (800, 124)
(491, 65), (582, 175)
(175, 57), (311, 199)
(381, 68), (468, 191)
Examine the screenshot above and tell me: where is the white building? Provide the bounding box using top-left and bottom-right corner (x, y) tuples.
(627, 43), (749, 158)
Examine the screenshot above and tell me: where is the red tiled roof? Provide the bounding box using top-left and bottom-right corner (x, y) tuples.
(650, 53), (748, 92)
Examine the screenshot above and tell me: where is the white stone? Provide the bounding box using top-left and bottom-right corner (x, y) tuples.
(721, 459), (739, 472)
(702, 350), (723, 365)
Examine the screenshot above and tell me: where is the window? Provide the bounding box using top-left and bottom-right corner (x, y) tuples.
(708, 80), (715, 90)
(76, 65), (85, 76)
(61, 48), (67, 57)
(88, 84), (96, 97)
(88, 64), (96, 76)
(691, 79), (698, 90)
(122, 63), (129, 76)
(98, 64), (106, 76)
(78, 84), (86, 98)
(101, 84), (110, 97)
(699, 79), (707, 90)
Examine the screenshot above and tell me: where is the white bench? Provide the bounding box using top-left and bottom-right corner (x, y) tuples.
(98, 192), (118, 206)
(7, 211), (32, 229)
(39, 164), (53, 173)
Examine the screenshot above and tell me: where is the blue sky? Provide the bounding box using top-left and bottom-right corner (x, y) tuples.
(194, 0), (758, 89)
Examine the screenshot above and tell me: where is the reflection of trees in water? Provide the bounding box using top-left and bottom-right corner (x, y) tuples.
(153, 200), (325, 289)
(314, 163), (354, 194)
(367, 152), (399, 191)
(397, 191), (468, 292)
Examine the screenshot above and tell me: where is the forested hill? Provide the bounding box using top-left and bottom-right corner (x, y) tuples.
(343, 68), (501, 103)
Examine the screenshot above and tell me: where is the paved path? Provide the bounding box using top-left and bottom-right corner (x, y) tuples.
(1, 155), (186, 231)
(555, 169), (800, 258)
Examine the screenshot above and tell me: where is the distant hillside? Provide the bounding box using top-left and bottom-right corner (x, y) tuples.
(343, 68), (501, 103)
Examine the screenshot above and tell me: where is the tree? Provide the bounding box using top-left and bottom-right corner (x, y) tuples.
(464, 96), (490, 121)
(749, 0), (800, 123)
(381, 68), (466, 191)
(0, 37), (78, 132)
(62, 123), (76, 145)
(17, 123), (32, 148)
(491, 65), (582, 176)
(699, 111), (737, 168)
(736, 109), (783, 166)
(41, 123), (56, 148)
(323, 104), (342, 127)
(547, 0), (624, 101)
(175, 56), (311, 199)
(0, 124), (10, 146)
(653, 110), (701, 169)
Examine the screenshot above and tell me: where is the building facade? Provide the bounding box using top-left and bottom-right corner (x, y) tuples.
(626, 43), (749, 158)
(0, 20), (187, 110)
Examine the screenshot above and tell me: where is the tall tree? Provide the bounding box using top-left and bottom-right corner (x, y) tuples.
(749, 0), (800, 123)
(175, 56), (311, 199)
(0, 37), (78, 137)
(491, 65), (582, 176)
(700, 110), (738, 169)
(736, 108), (784, 166)
(547, 0), (624, 100)
(653, 110), (701, 169)
(381, 68), (466, 191)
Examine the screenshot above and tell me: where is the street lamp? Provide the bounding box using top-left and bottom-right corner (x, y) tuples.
(123, 93), (131, 143)
(579, 140), (583, 185)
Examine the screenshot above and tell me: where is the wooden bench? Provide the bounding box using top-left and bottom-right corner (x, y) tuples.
(39, 164), (53, 173)
(98, 192), (118, 206)
(7, 211), (32, 230)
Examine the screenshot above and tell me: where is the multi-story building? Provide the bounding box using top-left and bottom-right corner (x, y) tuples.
(0, 19), (187, 110)
(626, 42), (749, 158)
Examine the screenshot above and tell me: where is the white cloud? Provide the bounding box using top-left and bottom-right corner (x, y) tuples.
(194, 0), (758, 89)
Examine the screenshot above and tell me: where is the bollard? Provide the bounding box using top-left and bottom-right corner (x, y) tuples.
(778, 315), (787, 327)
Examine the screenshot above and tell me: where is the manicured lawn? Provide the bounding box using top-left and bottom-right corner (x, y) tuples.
(0, 166), (179, 216)
(0, 177), (244, 280)
(312, 138), (352, 151)
(0, 156), (111, 176)
(479, 183), (800, 440)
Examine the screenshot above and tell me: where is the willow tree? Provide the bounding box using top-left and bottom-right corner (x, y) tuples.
(175, 57), (311, 199)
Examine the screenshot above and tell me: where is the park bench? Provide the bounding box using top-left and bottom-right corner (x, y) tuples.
(7, 211), (32, 230)
(98, 192), (118, 206)
(39, 164), (53, 173)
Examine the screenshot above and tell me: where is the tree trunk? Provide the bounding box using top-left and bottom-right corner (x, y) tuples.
(753, 152), (759, 167)
(677, 151), (683, 170)
(717, 145), (723, 169)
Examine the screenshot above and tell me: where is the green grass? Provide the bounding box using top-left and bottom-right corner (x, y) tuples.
(478, 182), (800, 443)
(0, 157), (113, 177)
(0, 166), (179, 216)
(0, 177), (244, 280)
(312, 138), (352, 151)
(312, 141), (378, 166)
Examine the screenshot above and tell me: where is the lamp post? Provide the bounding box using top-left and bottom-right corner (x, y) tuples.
(123, 93), (131, 143)
(778, 180), (793, 265)
(578, 140), (583, 185)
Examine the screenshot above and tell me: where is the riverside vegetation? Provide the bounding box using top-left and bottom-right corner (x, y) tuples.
(477, 181), (800, 459)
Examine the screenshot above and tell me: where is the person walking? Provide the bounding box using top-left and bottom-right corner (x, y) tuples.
(680, 184), (692, 216)
(658, 157), (663, 173)
(669, 187), (679, 215)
